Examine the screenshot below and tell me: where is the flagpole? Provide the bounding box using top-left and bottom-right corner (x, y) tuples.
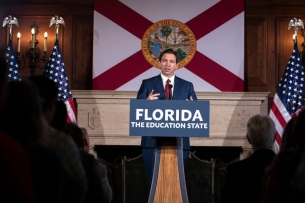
(2, 16), (22, 81)
(45, 16), (76, 123)
(2, 15), (19, 41)
(302, 29), (305, 65)
(270, 18), (305, 152)
(49, 15), (66, 41)
(288, 18), (304, 43)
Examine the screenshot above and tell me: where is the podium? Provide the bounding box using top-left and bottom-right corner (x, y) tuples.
(129, 100), (210, 203)
(73, 91), (270, 201)
(148, 137), (187, 203)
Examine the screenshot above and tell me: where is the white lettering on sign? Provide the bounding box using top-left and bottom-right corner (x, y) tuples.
(136, 109), (203, 122)
(130, 122), (145, 128)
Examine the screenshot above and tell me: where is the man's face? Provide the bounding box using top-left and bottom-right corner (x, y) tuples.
(159, 53), (178, 78)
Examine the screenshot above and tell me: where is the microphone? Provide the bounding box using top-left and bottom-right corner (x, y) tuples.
(169, 84), (173, 89)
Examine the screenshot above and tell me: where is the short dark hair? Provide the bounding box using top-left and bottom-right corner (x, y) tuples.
(3, 80), (44, 144)
(159, 49), (179, 63)
(66, 122), (84, 148)
(50, 100), (67, 132)
(28, 75), (58, 112)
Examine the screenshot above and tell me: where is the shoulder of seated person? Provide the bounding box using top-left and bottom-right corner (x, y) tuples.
(47, 127), (78, 146)
(97, 162), (107, 175)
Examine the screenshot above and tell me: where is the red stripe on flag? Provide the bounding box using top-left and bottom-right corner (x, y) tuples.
(94, 0), (152, 39)
(186, 0), (244, 39)
(93, 51), (152, 90)
(67, 116), (72, 123)
(66, 98), (76, 122)
(93, 1), (244, 91)
(275, 131), (282, 147)
(185, 51), (243, 91)
(270, 102), (287, 128)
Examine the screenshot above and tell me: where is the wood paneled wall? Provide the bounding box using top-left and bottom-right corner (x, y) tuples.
(0, 0), (94, 90)
(1, 0), (305, 105)
(245, 0), (305, 106)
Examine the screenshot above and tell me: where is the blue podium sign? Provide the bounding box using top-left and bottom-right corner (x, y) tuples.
(129, 99), (210, 137)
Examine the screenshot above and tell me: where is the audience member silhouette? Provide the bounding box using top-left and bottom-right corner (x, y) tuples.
(28, 75), (88, 203)
(261, 107), (305, 203)
(50, 100), (68, 132)
(221, 114), (276, 203)
(279, 116), (297, 153)
(260, 116), (298, 203)
(293, 110), (305, 202)
(0, 48), (35, 203)
(2, 80), (62, 203)
(80, 126), (113, 203)
(65, 122), (108, 203)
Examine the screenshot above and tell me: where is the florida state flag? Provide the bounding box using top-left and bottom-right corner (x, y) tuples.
(93, 0), (244, 92)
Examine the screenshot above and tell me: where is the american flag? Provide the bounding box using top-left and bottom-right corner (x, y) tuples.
(269, 40), (305, 150)
(43, 40), (76, 122)
(5, 40), (21, 81)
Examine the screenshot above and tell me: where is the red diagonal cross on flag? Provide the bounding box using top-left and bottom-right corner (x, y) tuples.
(93, 0), (244, 91)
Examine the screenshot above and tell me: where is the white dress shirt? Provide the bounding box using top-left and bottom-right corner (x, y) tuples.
(160, 73), (175, 97)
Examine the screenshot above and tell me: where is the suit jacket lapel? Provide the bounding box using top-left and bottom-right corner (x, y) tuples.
(153, 75), (165, 100)
(173, 76), (182, 100)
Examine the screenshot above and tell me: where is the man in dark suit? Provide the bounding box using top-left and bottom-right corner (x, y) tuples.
(221, 114), (276, 203)
(137, 48), (197, 187)
(65, 122), (107, 203)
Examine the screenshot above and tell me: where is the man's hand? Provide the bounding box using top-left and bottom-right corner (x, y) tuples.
(147, 90), (160, 100)
(186, 96), (193, 101)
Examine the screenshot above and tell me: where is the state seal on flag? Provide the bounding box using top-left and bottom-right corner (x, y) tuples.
(141, 19), (196, 69)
